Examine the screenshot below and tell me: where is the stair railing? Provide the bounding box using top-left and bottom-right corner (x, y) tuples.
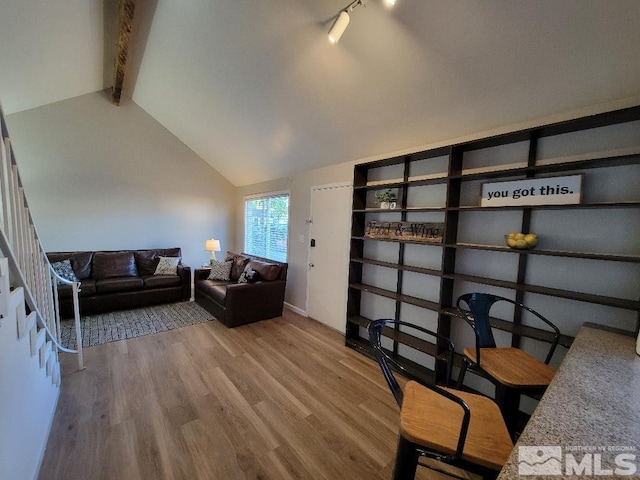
(0, 102), (84, 370)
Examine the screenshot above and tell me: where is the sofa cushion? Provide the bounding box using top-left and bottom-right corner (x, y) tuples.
(51, 259), (79, 285)
(93, 251), (138, 279)
(156, 247), (181, 258)
(79, 279), (96, 296)
(57, 279), (96, 299)
(246, 260), (281, 281)
(197, 280), (229, 305)
(48, 252), (94, 279)
(209, 260), (232, 281)
(134, 250), (160, 275)
(142, 275), (182, 288)
(95, 277), (144, 294)
(72, 252), (94, 279)
(224, 251), (250, 281)
(154, 256), (180, 275)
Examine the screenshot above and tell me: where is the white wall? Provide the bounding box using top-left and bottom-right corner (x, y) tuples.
(6, 92), (236, 270)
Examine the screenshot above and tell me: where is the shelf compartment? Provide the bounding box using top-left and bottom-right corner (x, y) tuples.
(444, 272), (639, 310)
(348, 315), (469, 371)
(353, 235), (445, 247)
(353, 206), (446, 213)
(347, 316), (446, 383)
(346, 335), (438, 385)
(349, 283), (440, 311)
(442, 308), (574, 348)
(451, 201), (640, 212)
(355, 175), (450, 191)
(351, 257), (442, 277)
(535, 146), (640, 168)
(453, 147), (640, 181)
(348, 315), (439, 356)
(355, 180), (406, 191)
(449, 242), (640, 263)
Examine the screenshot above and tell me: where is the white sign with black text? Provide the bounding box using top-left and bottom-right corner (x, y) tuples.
(480, 174), (583, 207)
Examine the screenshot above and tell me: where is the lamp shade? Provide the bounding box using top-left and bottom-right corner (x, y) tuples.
(328, 11), (350, 44)
(205, 239), (221, 252)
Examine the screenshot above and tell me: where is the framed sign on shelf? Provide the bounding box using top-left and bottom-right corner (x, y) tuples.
(480, 174), (583, 207)
(365, 221), (444, 243)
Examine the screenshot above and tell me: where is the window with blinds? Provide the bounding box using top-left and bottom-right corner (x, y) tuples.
(244, 192), (289, 262)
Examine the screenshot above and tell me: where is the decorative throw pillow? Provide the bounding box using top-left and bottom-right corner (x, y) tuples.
(51, 259), (79, 285)
(154, 256), (180, 275)
(238, 266), (260, 284)
(208, 260), (232, 281)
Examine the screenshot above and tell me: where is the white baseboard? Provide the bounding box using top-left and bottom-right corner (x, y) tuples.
(284, 302), (307, 317)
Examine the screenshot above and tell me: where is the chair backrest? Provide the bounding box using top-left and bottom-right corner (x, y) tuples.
(367, 319), (455, 407)
(457, 293), (499, 349)
(368, 319), (473, 464)
(457, 293), (560, 364)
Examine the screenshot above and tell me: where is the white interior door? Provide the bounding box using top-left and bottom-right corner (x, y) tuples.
(306, 183), (352, 333)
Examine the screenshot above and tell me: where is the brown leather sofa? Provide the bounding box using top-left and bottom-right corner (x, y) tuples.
(47, 248), (191, 318)
(194, 251), (287, 327)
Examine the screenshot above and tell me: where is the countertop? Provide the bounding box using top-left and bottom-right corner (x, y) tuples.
(497, 324), (640, 479)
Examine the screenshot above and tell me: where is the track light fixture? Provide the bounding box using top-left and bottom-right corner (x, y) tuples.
(327, 0), (367, 44)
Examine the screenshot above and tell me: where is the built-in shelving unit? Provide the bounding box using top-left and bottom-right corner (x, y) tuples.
(346, 105), (640, 390)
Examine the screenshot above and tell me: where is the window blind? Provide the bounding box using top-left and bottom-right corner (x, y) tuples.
(244, 193), (289, 262)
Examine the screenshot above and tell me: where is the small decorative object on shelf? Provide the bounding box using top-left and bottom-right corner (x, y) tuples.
(505, 232), (538, 250)
(374, 189), (397, 209)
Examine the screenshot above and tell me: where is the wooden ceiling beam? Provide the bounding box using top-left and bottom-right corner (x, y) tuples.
(112, 0), (136, 105)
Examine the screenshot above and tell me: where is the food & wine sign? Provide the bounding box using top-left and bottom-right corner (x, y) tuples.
(365, 221), (444, 243)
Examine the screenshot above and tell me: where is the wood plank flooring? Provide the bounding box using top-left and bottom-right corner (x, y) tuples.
(39, 307), (476, 480)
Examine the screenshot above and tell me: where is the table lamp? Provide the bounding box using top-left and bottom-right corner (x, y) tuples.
(205, 239), (221, 262)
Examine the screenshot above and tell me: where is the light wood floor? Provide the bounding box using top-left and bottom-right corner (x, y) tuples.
(39, 308), (475, 480)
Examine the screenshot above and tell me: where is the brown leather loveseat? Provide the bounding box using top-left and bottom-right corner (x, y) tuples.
(47, 248), (191, 318)
(194, 251), (287, 327)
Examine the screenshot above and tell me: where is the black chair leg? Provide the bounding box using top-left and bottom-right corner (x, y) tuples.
(392, 435), (419, 480)
(457, 359), (469, 389)
(495, 384), (520, 440)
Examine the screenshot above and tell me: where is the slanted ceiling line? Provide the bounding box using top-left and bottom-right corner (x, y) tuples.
(112, 0), (136, 105)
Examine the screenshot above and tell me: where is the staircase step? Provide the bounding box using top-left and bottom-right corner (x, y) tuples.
(16, 300), (27, 338)
(46, 351), (54, 377)
(40, 340), (52, 368)
(0, 258), (9, 319)
(52, 361), (61, 386)
(8, 286), (28, 338)
(32, 328), (46, 357)
(25, 311), (36, 334)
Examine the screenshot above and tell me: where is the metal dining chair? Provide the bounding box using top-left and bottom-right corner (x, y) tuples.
(456, 293), (560, 436)
(368, 319), (513, 480)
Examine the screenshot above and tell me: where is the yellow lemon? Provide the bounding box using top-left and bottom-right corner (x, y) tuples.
(515, 233), (525, 240)
(524, 233), (538, 248)
(507, 238), (518, 248)
(508, 232), (519, 239)
(515, 239), (527, 249)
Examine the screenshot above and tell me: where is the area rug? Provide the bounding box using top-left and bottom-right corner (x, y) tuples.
(59, 301), (215, 349)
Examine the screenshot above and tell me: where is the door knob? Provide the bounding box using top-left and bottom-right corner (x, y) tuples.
(309, 263), (315, 267)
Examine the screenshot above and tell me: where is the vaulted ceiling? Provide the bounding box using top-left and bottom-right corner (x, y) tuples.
(2, 0), (640, 186)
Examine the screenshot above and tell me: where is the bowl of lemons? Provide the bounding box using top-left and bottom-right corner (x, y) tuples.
(505, 232), (538, 250)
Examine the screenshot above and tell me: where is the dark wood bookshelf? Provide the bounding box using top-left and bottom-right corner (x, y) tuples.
(345, 104), (640, 390)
